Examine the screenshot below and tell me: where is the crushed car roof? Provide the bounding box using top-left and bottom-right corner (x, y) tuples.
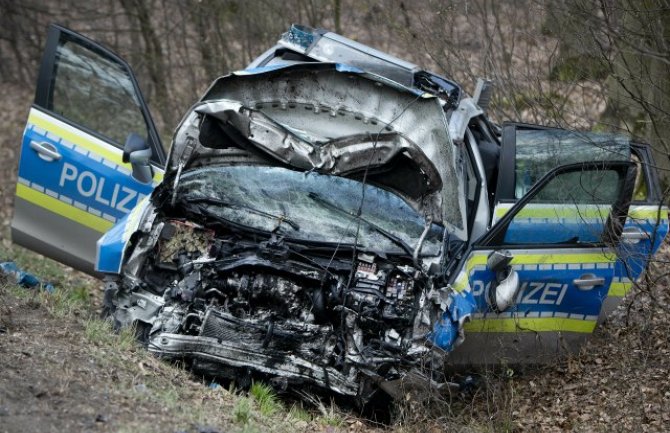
(249, 24), (462, 105)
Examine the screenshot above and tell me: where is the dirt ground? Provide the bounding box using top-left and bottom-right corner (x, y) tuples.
(0, 284), (193, 433)
(2, 81), (670, 433)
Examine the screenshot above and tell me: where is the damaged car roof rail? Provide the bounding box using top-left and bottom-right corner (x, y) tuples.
(247, 24), (461, 106)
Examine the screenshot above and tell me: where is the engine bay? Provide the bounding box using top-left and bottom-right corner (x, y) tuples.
(106, 216), (448, 401)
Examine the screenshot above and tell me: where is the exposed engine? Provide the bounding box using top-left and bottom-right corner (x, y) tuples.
(107, 217), (440, 401)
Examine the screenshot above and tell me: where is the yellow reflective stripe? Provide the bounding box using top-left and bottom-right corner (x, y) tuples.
(464, 317), (596, 333)
(464, 251), (615, 268)
(494, 204), (513, 218)
(29, 109), (164, 183)
(512, 207), (610, 219)
(496, 203), (668, 221)
(628, 207), (668, 220)
(512, 252), (615, 264)
(452, 274), (468, 292)
(465, 254), (488, 273)
(608, 281), (633, 297)
(29, 110), (124, 166)
(15, 183), (113, 233)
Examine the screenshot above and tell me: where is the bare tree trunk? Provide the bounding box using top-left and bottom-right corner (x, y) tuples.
(334, 0), (342, 33)
(119, 0), (175, 129)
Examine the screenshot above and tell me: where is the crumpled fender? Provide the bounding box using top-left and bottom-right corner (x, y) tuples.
(95, 197), (152, 274)
(429, 289), (477, 352)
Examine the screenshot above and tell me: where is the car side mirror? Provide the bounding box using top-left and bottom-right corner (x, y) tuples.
(123, 133), (153, 184)
(485, 250), (520, 312)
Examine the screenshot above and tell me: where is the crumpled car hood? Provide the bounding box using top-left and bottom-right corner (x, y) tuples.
(166, 63), (464, 231)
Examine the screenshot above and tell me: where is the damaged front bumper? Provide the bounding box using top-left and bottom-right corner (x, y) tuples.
(150, 308), (359, 396)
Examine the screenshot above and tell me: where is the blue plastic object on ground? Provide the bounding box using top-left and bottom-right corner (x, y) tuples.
(0, 261), (55, 293)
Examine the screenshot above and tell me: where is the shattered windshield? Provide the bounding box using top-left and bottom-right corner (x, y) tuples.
(177, 166), (445, 255)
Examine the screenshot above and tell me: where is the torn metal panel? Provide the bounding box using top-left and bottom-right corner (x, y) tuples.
(448, 97), (484, 144)
(278, 24), (421, 88)
(169, 64), (466, 235)
(250, 24), (461, 105)
(151, 331), (359, 396)
(429, 289), (477, 352)
(196, 103), (445, 225)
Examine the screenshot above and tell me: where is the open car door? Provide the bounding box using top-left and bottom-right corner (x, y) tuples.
(492, 124), (669, 321)
(447, 160), (637, 366)
(11, 25), (165, 275)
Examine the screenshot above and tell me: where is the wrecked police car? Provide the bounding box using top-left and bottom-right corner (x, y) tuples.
(12, 24), (669, 402)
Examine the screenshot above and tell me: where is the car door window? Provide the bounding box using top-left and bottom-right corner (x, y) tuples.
(503, 166), (626, 245)
(514, 129), (630, 198)
(48, 38), (148, 148)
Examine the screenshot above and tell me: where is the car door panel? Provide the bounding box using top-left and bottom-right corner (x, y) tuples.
(448, 161), (635, 366)
(447, 248), (615, 366)
(11, 25), (164, 275)
(606, 204), (669, 319)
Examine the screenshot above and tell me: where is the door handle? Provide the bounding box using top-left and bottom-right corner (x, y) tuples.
(30, 141), (62, 162)
(573, 274), (605, 290)
(621, 227), (650, 243)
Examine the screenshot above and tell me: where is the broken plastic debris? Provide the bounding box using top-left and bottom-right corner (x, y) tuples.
(281, 24), (316, 49)
(429, 290), (476, 352)
(0, 262), (55, 293)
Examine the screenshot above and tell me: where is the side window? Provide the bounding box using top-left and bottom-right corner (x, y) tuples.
(501, 166), (628, 245)
(48, 37), (149, 147)
(514, 129), (630, 198)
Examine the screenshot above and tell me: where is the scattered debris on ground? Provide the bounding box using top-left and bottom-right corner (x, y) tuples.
(0, 261), (54, 292)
